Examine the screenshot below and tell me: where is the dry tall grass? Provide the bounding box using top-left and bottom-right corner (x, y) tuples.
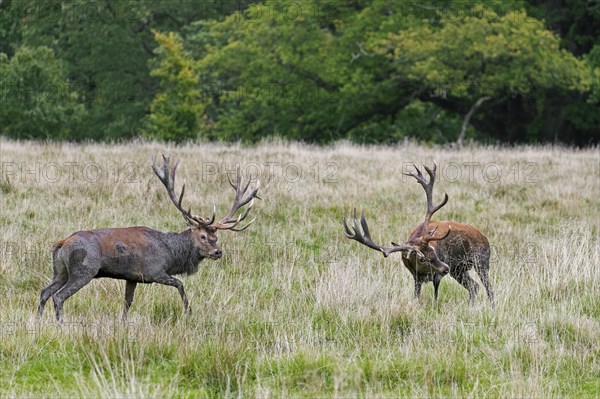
(0, 139), (598, 397)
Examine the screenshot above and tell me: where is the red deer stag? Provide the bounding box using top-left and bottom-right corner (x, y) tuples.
(37, 155), (260, 322)
(343, 162), (493, 304)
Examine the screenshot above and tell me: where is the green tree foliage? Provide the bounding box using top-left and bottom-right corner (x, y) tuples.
(0, 46), (85, 139)
(527, 0), (600, 56)
(586, 45), (600, 104)
(185, 2), (431, 142)
(144, 32), (204, 141)
(380, 8), (586, 94)
(7, 0), (153, 139)
(1, 0), (241, 140)
(172, 1), (595, 144)
(0, 0), (596, 144)
(0, 0), (22, 57)
(378, 7), (593, 143)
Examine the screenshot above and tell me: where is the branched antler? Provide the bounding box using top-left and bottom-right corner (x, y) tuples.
(422, 225), (451, 244)
(404, 161), (449, 238)
(151, 155), (213, 226)
(152, 156), (260, 231)
(343, 209), (420, 258)
(211, 167), (261, 231)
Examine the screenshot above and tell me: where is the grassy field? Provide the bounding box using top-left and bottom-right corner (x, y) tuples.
(0, 139), (598, 398)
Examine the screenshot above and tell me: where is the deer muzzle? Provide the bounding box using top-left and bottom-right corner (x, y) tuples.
(210, 248), (223, 260)
(436, 260), (450, 275)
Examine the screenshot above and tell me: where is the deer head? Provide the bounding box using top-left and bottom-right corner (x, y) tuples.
(401, 162), (450, 275)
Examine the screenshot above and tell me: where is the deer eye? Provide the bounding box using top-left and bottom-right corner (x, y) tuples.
(200, 234), (207, 241)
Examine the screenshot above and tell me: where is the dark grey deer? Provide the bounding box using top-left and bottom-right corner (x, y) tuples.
(37, 155), (260, 322)
(344, 162), (493, 304)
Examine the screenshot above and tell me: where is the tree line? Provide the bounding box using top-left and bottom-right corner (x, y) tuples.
(1, 1), (598, 145)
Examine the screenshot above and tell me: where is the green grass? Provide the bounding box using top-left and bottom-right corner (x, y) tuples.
(0, 139), (598, 397)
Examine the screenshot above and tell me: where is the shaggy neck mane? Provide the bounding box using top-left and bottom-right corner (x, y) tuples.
(163, 229), (205, 275)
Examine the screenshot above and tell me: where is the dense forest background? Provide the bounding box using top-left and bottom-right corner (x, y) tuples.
(0, 0), (598, 145)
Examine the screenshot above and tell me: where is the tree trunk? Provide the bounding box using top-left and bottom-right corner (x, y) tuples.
(457, 96), (492, 147)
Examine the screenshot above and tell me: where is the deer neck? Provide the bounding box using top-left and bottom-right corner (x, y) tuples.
(164, 230), (206, 276)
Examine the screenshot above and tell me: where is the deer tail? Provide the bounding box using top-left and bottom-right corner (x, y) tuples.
(52, 239), (66, 253)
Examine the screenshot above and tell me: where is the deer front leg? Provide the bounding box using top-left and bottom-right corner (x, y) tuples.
(122, 281), (137, 321)
(414, 277), (423, 299)
(155, 274), (190, 314)
(433, 273), (444, 302)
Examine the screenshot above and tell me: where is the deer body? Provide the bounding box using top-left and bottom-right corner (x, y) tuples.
(57, 227), (216, 281)
(402, 221), (492, 302)
(38, 156), (259, 322)
(38, 226), (218, 322)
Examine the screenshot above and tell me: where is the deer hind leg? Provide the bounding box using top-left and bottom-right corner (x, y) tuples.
(37, 273), (68, 319)
(451, 268), (479, 303)
(154, 274), (190, 314)
(476, 265), (494, 306)
(38, 250), (70, 319)
(52, 249), (98, 322)
(122, 281), (138, 321)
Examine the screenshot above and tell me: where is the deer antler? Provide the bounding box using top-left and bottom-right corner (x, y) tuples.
(404, 162), (449, 238)
(343, 209), (421, 258)
(211, 167), (260, 231)
(151, 155), (214, 226)
(422, 225), (451, 244)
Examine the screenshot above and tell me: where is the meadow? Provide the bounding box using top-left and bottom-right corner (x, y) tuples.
(0, 139), (598, 398)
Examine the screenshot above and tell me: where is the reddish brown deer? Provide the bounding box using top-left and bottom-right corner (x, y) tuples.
(37, 155), (260, 322)
(344, 162), (493, 304)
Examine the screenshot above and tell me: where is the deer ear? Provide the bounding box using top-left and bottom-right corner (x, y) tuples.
(398, 244), (423, 260)
(408, 236), (422, 246)
(405, 249), (419, 260)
